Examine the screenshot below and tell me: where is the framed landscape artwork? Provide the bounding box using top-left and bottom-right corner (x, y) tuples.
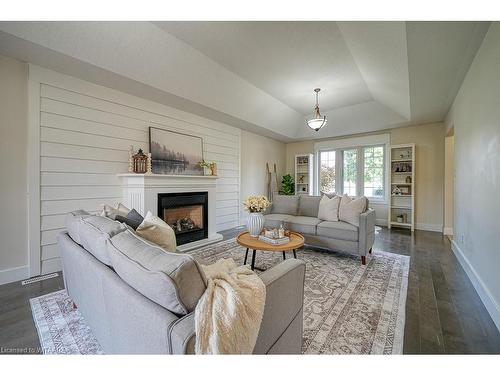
(149, 127), (204, 175)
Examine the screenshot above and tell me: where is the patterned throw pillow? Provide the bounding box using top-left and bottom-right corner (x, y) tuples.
(136, 211), (177, 252)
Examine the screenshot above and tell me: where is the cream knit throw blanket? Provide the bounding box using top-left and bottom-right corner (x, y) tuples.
(195, 258), (266, 354)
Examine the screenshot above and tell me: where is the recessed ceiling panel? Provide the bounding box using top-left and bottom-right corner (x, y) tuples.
(155, 21), (373, 114)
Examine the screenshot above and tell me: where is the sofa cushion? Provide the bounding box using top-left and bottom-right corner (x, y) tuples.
(78, 215), (128, 266)
(316, 220), (359, 241)
(136, 211), (177, 252)
(106, 229), (206, 316)
(65, 210), (92, 244)
(100, 203), (131, 220)
(264, 214), (294, 228)
(317, 195), (341, 222)
(338, 195), (368, 227)
(287, 216), (321, 235)
(298, 195), (322, 217)
(271, 195), (299, 215)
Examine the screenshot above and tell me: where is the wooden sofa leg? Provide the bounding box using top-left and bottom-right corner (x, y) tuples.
(361, 256), (366, 265)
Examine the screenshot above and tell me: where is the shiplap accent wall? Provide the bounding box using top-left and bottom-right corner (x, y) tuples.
(30, 66), (241, 275)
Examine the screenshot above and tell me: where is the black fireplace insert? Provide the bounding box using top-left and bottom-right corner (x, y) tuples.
(157, 192), (208, 246)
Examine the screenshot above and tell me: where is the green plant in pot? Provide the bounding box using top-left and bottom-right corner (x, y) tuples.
(280, 174), (295, 195)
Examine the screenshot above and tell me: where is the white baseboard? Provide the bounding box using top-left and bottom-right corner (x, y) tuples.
(451, 240), (500, 332)
(443, 227), (454, 236)
(0, 265), (30, 285)
(416, 222), (443, 233)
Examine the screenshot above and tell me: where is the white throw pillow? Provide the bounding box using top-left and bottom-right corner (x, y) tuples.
(338, 195), (367, 227)
(136, 211), (177, 252)
(100, 203), (130, 220)
(317, 194), (341, 222)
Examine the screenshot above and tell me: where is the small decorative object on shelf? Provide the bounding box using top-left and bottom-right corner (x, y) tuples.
(209, 162), (217, 176)
(146, 152), (153, 174)
(198, 160), (216, 176)
(392, 186), (402, 195)
(243, 195), (271, 237)
(132, 149), (147, 174)
(406, 175), (412, 183)
(128, 145), (134, 173)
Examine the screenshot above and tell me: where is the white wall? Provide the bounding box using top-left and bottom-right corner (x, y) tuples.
(29, 65), (242, 276)
(240, 130), (286, 224)
(446, 22), (500, 330)
(0, 55), (29, 284)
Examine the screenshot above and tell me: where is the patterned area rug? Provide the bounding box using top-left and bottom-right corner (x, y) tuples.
(30, 290), (103, 354)
(190, 238), (410, 354)
(30, 238), (409, 354)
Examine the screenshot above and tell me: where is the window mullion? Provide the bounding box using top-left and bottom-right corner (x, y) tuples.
(357, 146), (364, 197)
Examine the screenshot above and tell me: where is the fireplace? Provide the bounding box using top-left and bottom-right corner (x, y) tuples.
(158, 192), (208, 246)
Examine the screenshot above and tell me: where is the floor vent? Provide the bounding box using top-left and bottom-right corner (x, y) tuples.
(21, 273), (59, 286)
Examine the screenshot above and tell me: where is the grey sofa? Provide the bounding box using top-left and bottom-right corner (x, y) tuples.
(58, 210), (306, 354)
(264, 195), (375, 264)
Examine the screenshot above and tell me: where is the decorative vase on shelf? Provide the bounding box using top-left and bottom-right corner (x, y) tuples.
(246, 212), (264, 237)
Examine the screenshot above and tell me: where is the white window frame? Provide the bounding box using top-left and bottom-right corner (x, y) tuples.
(314, 134), (390, 204)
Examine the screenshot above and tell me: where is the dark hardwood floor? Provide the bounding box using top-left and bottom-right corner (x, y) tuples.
(1, 227), (499, 354)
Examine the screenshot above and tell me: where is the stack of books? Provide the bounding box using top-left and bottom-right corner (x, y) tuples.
(258, 235), (290, 245)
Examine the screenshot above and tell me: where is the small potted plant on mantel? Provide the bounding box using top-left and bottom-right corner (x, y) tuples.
(198, 160), (217, 176)
(243, 195), (271, 237)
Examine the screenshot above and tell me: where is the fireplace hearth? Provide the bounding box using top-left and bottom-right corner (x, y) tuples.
(158, 192), (208, 246)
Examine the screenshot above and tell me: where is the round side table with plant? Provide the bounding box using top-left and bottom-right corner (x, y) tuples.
(243, 195), (271, 237)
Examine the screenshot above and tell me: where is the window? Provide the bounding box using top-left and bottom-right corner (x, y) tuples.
(317, 144), (385, 200)
(319, 151), (336, 194)
(342, 149), (357, 196)
(363, 146), (385, 198)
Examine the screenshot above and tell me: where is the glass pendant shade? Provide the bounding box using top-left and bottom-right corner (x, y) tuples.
(306, 88), (327, 131)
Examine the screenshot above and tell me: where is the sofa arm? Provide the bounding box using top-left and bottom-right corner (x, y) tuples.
(253, 258), (306, 354)
(169, 312), (196, 354)
(359, 208), (376, 255)
(169, 258), (306, 354)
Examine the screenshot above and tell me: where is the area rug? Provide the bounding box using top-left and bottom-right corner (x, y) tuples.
(190, 239), (410, 354)
(30, 290), (103, 354)
(30, 238), (409, 354)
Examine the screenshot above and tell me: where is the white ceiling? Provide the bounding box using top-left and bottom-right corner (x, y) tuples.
(155, 22), (373, 114)
(0, 21), (492, 141)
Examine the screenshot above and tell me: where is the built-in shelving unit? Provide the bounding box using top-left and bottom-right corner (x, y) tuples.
(389, 144), (415, 231)
(295, 154), (314, 195)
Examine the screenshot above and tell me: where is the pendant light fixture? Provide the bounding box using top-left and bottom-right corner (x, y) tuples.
(306, 88), (327, 131)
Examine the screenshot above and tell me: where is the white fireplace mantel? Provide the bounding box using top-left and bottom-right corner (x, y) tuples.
(118, 173), (223, 251)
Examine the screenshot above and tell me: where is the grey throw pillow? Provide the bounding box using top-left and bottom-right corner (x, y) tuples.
(116, 209), (144, 230)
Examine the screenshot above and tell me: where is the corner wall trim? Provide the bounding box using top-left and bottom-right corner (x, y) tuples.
(443, 227), (454, 236)
(0, 266), (30, 285)
(451, 239), (500, 332)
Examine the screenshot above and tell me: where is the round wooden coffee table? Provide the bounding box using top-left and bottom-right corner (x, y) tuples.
(236, 231), (305, 271)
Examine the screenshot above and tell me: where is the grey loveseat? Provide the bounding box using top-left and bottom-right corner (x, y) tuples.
(58, 210), (306, 354)
(264, 195), (375, 264)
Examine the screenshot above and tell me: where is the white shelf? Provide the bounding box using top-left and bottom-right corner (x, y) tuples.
(389, 143), (415, 232)
(295, 154), (314, 196)
(390, 221), (412, 227)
